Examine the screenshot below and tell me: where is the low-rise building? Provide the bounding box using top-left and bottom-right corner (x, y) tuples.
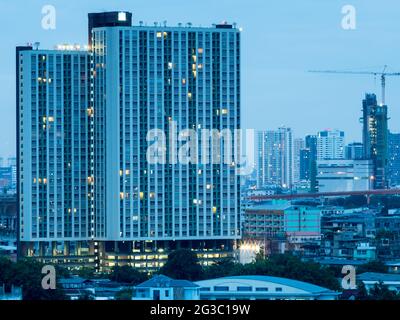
(60, 277), (134, 300)
(285, 205), (321, 248)
(358, 272), (400, 293)
(385, 261), (400, 274)
(353, 242), (376, 261)
(243, 201), (323, 258)
(194, 276), (340, 300)
(243, 200), (289, 239)
(321, 212), (376, 238)
(243, 201), (289, 257)
(316, 159), (374, 192)
(375, 214), (400, 260)
(133, 275), (200, 300)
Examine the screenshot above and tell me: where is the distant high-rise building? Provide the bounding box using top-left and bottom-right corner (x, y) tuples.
(305, 135), (318, 192)
(6, 157), (17, 190)
(345, 142), (364, 160)
(257, 128), (293, 189)
(388, 131), (400, 187)
(293, 138), (305, 183)
(362, 93), (388, 189)
(7, 157), (16, 167)
(0, 167), (12, 191)
(317, 129), (345, 160)
(299, 148), (310, 181)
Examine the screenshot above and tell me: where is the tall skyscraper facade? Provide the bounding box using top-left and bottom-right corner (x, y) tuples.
(17, 12), (241, 270)
(293, 138), (305, 184)
(305, 135), (318, 192)
(317, 129), (345, 160)
(17, 48), (92, 260)
(256, 128), (293, 189)
(388, 131), (400, 187)
(92, 21), (241, 268)
(299, 148), (310, 181)
(362, 93), (388, 189)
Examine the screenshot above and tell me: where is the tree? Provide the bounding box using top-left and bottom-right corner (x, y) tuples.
(0, 257), (15, 284)
(203, 257), (236, 279)
(356, 282), (370, 300)
(0, 258), (67, 300)
(115, 288), (133, 300)
(109, 265), (148, 285)
(367, 282), (400, 300)
(241, 253), (341, 290)
(160, 249), (203, 281)
(76, 267), (97, 279)
(357, 261), (387, 274)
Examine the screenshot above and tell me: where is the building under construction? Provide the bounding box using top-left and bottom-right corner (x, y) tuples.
(362, 93), (388, 189)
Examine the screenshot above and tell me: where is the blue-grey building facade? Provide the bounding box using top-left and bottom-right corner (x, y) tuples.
(17, 12), (241, 271)
(92, 22), (241, 269)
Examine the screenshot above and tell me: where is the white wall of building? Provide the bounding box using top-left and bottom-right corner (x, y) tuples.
(317, 159), (374, 192)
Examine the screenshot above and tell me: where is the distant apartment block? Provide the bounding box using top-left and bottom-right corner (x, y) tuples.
(317, 129), (345, 160)
(299, 148), (311, 181)
(0, 157), (17, 193)
(293, 138), (305, 184)
(256, 128), (293, 189)
(345, 142), (364, 160)
(388, 131), (400, 187)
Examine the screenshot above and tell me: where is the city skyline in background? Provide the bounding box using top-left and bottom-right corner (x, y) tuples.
(1, 0), (400, 158)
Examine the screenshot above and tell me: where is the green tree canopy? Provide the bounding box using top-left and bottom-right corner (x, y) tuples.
(115, 288), (133, 300)
(0, 257), (67, 300)
(159, 249), (203, 281)
(367, 282), (400, 300)
(109, 265), (148, 284)
(357, 260), (388, 274)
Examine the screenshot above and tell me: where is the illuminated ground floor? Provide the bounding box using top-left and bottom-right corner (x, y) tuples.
(19, 239), (238, 273)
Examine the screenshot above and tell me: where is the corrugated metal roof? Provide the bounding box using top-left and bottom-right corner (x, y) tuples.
(358, 272), (400, 282)
(136, 275), (199, 288)
(201, 275), (336, 294)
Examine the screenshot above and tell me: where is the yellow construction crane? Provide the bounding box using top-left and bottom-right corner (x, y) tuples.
(309, 65), (400, 105)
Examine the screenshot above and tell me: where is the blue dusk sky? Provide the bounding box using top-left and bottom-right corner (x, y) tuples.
(1, 0), (400, 157)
